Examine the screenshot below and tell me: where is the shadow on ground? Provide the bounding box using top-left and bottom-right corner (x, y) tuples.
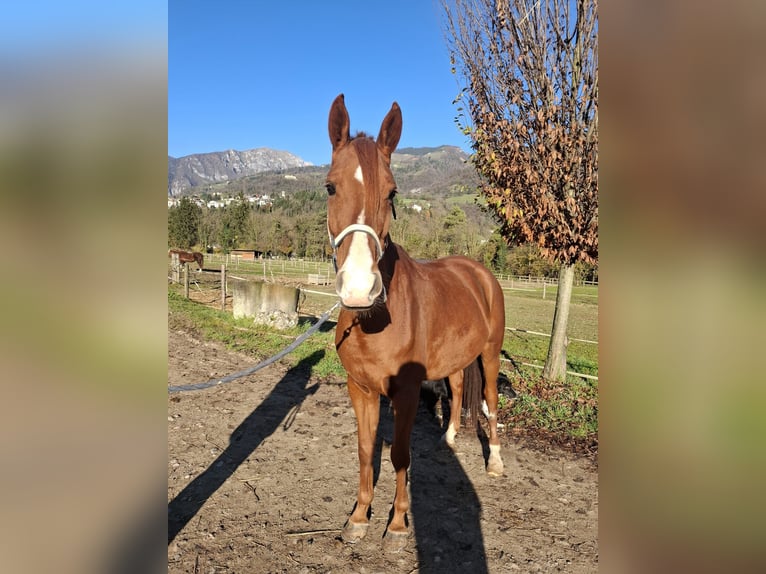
(168, 350), (325, 544)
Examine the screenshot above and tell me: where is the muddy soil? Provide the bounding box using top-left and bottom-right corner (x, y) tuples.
(168, 313), (598, 573)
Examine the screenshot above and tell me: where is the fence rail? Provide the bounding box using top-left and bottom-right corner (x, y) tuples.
(173, 254), (597, 288)
(506, 326), (597, 345)
(169, 258), (597, 381)
(495, 274), (598, 287)
(500, 357), (599, 381)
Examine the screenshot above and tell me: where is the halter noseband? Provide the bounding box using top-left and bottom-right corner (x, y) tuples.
(329, 223), (385, 272)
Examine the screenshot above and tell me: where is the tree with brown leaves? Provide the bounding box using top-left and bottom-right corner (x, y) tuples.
(442, 0), (598, 381)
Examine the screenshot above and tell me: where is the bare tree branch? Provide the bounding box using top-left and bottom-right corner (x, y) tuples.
(443, 0), (598, 265)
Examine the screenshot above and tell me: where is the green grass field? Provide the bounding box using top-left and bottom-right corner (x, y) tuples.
(170, 258), (598, 448)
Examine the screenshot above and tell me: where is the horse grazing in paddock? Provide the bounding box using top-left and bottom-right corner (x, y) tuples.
(168, 249), (203, 270)
(325, 94), (505, 552)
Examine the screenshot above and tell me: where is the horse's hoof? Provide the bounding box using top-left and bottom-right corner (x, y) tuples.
(382, 529), (409, 553)
(341, 520), (369, 543)
(487, 457), (504, 477)
(440, 433), (457, 450)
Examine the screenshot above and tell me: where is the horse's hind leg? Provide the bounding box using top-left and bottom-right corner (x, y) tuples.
(442, 370), (464, 448)
(481, 352), (505, 476)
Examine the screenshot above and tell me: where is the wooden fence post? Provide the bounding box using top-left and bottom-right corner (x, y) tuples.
(183, 263), (189, 298)
(221, 264), (227, 310)
(171, 252), (180, 283)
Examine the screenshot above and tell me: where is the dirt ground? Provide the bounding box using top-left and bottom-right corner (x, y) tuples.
(168, 312), (598, 573)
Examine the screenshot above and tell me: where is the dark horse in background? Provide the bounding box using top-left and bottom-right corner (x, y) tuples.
(168, 249), (204, 270)
(326, 94), (505, 552)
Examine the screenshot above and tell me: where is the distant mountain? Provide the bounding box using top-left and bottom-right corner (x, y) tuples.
(389, 145), (480, 196)
(395, 145), (462, 157)
(168, 148), (312, 196)
(168, 145), (480, 200)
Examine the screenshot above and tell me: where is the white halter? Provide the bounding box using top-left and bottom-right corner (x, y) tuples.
(328, 223), (387, 303)
(328, 223), (384, 272)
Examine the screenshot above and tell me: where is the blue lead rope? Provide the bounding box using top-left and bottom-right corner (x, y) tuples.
(168, 301), (340, 394)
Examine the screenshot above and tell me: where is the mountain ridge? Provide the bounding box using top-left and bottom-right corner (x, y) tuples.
(168, 147), (312, 196)
(168, 145), (478, 199)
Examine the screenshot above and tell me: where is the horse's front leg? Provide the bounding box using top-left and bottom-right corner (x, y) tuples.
(383, 384), (419, 552)
(342, 379), (380, 543)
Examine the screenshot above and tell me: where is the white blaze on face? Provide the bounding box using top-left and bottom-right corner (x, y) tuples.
(334, 159), (382, 307)
(338, 208), (378, 306)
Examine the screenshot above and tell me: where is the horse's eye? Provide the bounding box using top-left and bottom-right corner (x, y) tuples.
(325, 182), (336, 196)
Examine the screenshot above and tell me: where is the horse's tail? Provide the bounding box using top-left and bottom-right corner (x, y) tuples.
(462, 359), (484, 427)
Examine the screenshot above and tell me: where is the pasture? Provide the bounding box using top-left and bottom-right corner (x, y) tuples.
(170, 255), (598, 446)
(167, 280), (598, 571)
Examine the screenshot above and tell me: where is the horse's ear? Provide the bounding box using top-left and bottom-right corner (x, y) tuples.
(377, 102), (402, 159)
(328, 93), (350, 152)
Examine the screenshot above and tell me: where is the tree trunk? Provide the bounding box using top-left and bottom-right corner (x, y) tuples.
(542, 262), (575, 381)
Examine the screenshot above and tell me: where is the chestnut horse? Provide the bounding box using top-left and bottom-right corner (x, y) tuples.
(326, 94), (505, 552)
(168, 249), (203, 270)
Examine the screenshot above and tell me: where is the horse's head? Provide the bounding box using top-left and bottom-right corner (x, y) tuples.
(326, 94), (402, 310)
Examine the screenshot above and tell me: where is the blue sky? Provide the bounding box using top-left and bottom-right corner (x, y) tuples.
(1, 1), (165, 56)
(169, 1), (471, 165)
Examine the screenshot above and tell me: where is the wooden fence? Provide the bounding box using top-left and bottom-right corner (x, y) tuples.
(495, 274), (598, 287)
(168, 258), (598, 380)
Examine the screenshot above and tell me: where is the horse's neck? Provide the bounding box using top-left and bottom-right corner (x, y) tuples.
(380, 240), (418, 286)
(381, 239), (405, 269)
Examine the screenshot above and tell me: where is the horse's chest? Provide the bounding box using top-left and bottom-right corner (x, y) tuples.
(336, 324), (414, 383)
(339, 331), (405, 363)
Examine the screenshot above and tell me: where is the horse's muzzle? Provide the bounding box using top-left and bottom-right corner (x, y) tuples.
(335, 269), (383, 309)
